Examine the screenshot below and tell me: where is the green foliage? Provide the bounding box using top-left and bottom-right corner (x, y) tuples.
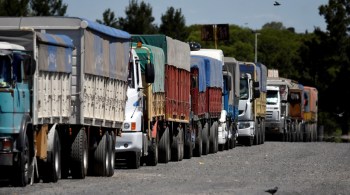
(0, 0), (29, 16)
(159, 7), (188, 41)
(96, 8), (119, 28)
(118, 0), (158, 34)
(30, 0), (67, 16)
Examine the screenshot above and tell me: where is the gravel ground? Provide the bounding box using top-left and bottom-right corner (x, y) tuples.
(1, 142), (349, 195)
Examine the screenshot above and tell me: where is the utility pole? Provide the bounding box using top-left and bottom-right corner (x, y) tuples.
(254, 32), (260, 63)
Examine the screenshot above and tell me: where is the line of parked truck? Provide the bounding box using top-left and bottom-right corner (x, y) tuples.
(0, 17), (318, 187)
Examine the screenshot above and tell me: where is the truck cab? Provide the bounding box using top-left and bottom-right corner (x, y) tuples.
(0, 42), (34, 185)
(115, 44), (156, 169)
(266, 86), (283, 134)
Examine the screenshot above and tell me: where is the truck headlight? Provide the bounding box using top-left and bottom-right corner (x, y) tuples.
(123, 123), (130, 130)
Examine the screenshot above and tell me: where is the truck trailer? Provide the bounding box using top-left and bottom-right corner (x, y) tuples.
(0, 17), (131, 185)
(190, 48), (224, 155)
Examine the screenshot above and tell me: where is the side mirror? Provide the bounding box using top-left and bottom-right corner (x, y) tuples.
(253, 81), (259, 88)
(145, 62), (155, 84)
(24, 56), (36, 75)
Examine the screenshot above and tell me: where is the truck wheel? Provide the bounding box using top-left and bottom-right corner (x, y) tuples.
(246, 136), (253, 146)
(93, 132), (109, 176)
(128, 151), (141, 169)
(214, 122), (219, 153)
(229, 126), (235, 149)
(171, 127), (181, 161)
(71, 128), (88, 179)
(253, 122), (259, 145)
(13, 134), (31, 187)
(193, 122), (202, 157)
(202, 123), (209, 155)
(179, 127), (184, 161)
(158, 127), (170, 163)
(43, 129), (61, 183)
(107, 132), (115, 176)
(209, 122), (217, 153)
(184, 127), (193, 159)
(146, 138), (158, 166)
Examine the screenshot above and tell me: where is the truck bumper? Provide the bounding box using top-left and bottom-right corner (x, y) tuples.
(265, 121), (283, 134)
(115, 132), (143, 153)
(218, 125), (227, 145)
(237, 121), (254, 137)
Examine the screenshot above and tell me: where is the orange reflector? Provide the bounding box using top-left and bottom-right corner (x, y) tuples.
(69, 128), (72, 136)
(131, 122), (136, 131)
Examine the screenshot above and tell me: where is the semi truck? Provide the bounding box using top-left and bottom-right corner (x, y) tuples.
(190, 48), (223, 155)
(219, 57), (240, 150)
(266, 70), (304, 141)
(237, 62), (267, 146)
(115, 43), (161, 169)
(0, 29), (75, 186)
(0, 17), (131, 185)
(265, 69), (318, 142)
(131, 35), (191, 162)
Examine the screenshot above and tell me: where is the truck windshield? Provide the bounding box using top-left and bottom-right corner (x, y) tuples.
(0, 55), (12, 88)
(267, 90), (278, 105)
(240, 78), (249, 100)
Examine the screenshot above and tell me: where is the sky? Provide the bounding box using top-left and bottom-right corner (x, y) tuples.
(63, 0), (329, 33)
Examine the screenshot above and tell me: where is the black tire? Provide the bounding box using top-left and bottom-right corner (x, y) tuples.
(254, 122), (259, 145)
(158, 127), (170, 163)
(107, 132), (115, 176)
(209, 123), (216, 153)
(128, 151), (141, 169)
(93, 133), (109, 176)
(171, 127), (181, 161)
(43, 129), (61, 183)
(218, 144), (224, 151)
(71, 128), (88, 179)
(229, 125), (236, 149)
(214, 122), (219, 153)
(202, 123), (209, 155)
(246, 136), (253, 146)
(13, 134), (31, 187)
(179, 127), (184, 161)
(184, 127), (193, 159)
(193, 122), (202, 157)
(146, 138), (158, 166)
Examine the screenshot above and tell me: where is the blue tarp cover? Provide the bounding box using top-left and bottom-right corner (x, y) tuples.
(190, 56), (207, 92)
(191, 55), (223, 89)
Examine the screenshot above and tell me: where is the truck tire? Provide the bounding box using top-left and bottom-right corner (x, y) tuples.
(93, 132), (109, 176)
(43, 129), (61, 183)
(209, 122), (218, 154)
(146, 138), (158, 166)
(107, 132), (115, 176)
(246, 136), (253, 146)
(254, 122), (259, 145)
(171, 127), (181, 161)
(214, 122), (219, 153)
(128, 151), (141, 169)
(193, 122), (202, 157)
(202, 123), (209, 155)
(229, 125), (236, 149)
(184, 127), (193, 159)
(179, 127), (184, 161)
(13, 134), (31, 187)
(158, 127), (170, 163)
(71, 128), (88, 179)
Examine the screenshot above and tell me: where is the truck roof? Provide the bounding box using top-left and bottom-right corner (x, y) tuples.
(0, 41), (25, 50)
(0, 17), (131, 40)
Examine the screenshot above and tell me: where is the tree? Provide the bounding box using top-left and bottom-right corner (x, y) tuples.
(118, 0), (158, 34)
(262, 22), (285, 30)
(317, 0), (350, 135)
(97, 8), (119, 28)
(159, 7), (188, 41)
(30, 0), (67, 16)
(0, 0), (30, 16)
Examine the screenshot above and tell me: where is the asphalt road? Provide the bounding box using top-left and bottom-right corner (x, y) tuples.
(1, 142), (349, 195)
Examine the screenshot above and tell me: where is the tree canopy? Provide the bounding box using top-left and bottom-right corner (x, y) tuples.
(0, 0), (67, 16)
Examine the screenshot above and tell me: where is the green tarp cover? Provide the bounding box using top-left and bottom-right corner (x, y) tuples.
(132, 43), (165, 93)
